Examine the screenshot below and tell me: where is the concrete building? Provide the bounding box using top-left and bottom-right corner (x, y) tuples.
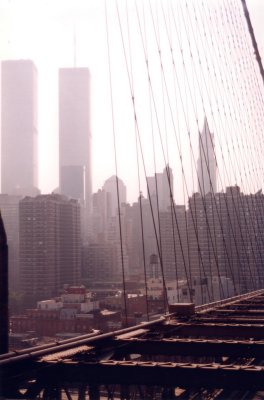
(1, 60), (38, 196)
(59, 68), (91, 233)
(147, 165), (174, 211)
(103, 175), (127, 217)
(19, 194), (81, 301)
(187, 186), (264, 297)
(82, 243), (119, 284)
(197, 117), (217, 196)
(0, 194), (21, 291)
(91, 189), (111, 242)
(160, 205), (189, 282)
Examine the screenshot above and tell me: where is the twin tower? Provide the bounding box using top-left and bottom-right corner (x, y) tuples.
(1, 59), (91, 212)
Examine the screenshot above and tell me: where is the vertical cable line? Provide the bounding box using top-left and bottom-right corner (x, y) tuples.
(166, 1), (224, 299)
(114, 0), (169, 311)
(223, 1), (263, 290)
(125, 0), (149, 320)
(156, 0), (232, 300)
(220, 1), (262, 196)
(135, 0), (196, 302)
(151, 0), (226, 301)
(149, 0), (214, 302)
(105, 1), (128, 325)
(202, 0), (262, 294)
(199, 1), (262, 291)
(197, 2), (252, 292)
(169, 1), (193, 296)
(177, 2), (246, 296)
(170, 2), (236, 297)
(188, 0), (257, 292)
(210, 0), (260, 291)
(177, 1), (257, 293)
(228, 0), (264, 289)
(151, 1), (181, 300)
(142, 2), (168, 311)
(235, 0), (264, 263)
(169, 0), (248, 294)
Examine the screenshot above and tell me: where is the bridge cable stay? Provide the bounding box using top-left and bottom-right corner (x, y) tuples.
(138, 0), (233, 300)
(180, 0), (256, 294)
(228, 0), (264, 286)
(196, 0), (254, 294)
(241, 0), (264, 87)
(170, 1), (223, 301)
(193, 0), (264, 292)
(134, 0), (195, 302)
(105, 0), (264, 314)
(184, 1), (245, 297)
(176, 0), (248, 296)
(173, 1), (260, 297)
(116, 0), (181, 311)
(114, 0), (172, 311)
(153, 3), (186, 302)
(142, 0), (171, 311)
(169, 1), (195, 300)
(155, 0), (196, 304)
(145, 1), (173, 310)
(125, 0), (150, 320)
(159, 0), (229, 300)
(145, 0), (232, 302)
(105, 0), (128, 325)
(202, 0), (263, 291)
(165, 0), (232, 301)
(141, 0), (197, 302)
(173, 0), (260, 294)
(207, 0), (264, 290)
(167, 0), (262, 296)
(216, 1), (263, 291)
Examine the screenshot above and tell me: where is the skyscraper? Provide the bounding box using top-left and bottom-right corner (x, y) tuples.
(1, 60), (38, 196)
(19, 194), (81, 301)
(197, 117), (217, 196)
(59, 68), (91, 216)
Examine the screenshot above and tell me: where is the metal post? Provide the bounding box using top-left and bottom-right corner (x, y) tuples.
(0, 212), (8, 354)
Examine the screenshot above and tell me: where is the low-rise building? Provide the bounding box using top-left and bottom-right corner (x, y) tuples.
(11, 286), (120, 337)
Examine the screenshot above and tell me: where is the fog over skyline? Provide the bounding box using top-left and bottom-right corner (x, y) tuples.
(0, 0), (264, 204)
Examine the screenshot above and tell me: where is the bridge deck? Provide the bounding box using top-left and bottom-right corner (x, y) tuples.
(1, 290), (264, 398)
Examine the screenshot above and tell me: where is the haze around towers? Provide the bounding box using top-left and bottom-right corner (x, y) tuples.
(0, 1), (263, 204)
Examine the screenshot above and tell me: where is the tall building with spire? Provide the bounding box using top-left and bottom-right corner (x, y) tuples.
(197, 117), (217, 196)
(59, 68), (91, 234)
(1, 60), (38, 196)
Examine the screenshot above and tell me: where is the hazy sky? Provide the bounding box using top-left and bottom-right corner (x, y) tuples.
(0, 0), (263, 203)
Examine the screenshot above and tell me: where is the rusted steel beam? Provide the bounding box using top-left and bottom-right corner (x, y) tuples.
(30, 360), (264, 390)
(223, 304), (264, 310)
(193, 316), (264, 324)
(0, 319), (165, 366)
(0, 213), (8, 355)
(112, 337), (264, 357)
(168, 322), (264, 339)
(213, 309), (264, 315)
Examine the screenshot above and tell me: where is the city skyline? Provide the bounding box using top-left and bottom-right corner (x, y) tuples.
(0, 1), (263, 204)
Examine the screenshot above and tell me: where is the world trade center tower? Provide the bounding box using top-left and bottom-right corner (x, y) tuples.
(59, 68), (92, 231)
(1, 60), (38, 196)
